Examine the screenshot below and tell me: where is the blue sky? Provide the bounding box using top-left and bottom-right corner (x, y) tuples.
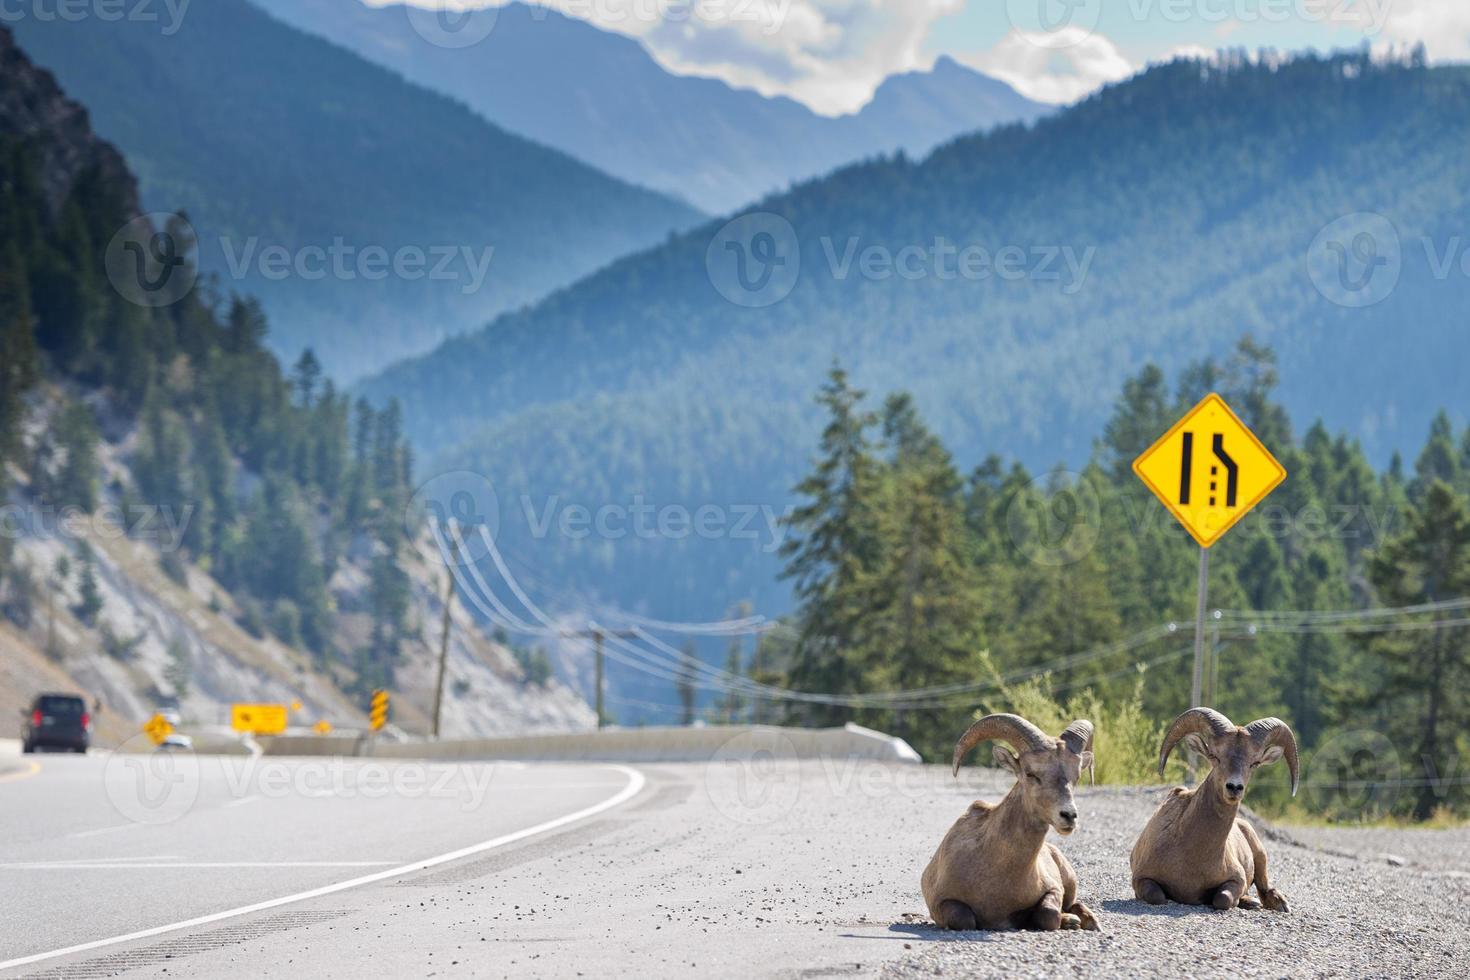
(381, 2), (1466, 114)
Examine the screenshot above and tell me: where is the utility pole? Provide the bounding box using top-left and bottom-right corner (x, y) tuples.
(562, 628), (637, 728)
(431, 568), (454, 739)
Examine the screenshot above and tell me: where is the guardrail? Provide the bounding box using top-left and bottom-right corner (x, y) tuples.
(258, 723), (922, 764)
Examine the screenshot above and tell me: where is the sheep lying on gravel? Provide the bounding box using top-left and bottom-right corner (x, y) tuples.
(1130, 706), (1298, 912)
(922, 713), (1100, 932)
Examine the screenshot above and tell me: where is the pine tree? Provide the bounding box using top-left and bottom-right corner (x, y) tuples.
(779, 366), (883, 725)
(1368, 480), (1470, 819)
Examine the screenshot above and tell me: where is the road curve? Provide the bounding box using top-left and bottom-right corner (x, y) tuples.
(0, 754), (641, 972)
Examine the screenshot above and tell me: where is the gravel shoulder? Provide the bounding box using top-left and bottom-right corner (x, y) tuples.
(886, 781), (1470, 980)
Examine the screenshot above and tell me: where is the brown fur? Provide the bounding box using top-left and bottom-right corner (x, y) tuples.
(1129, 716), (1294, 912)
(923, 727), (1100, 931)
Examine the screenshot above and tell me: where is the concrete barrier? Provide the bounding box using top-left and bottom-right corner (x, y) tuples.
(260, 723), (922, 764)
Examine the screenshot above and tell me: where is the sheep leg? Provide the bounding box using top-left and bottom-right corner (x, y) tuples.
(1211, 879), (1246, 910)
(934, 899), (978, 931)
(1066, 900), (1101, 931)
(1239, 819), (1290, 912)
(1027, 891), (1065, 931)
(1133, 877), (1168, 905)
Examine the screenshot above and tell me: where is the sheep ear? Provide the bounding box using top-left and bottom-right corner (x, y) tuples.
(1183, 732), (1211, 759)
(1078, 751), (1095, 785)
(1259, 745), (1285, 766)
(992, 745), (1021, 775)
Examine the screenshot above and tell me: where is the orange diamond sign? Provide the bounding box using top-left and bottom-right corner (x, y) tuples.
(1133, 393), (1286, 549)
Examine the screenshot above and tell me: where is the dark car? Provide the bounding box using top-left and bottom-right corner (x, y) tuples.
(21, 693), (91, 754)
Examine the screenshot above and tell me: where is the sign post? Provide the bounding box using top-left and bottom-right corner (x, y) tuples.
(1133, 392), (1286, 716)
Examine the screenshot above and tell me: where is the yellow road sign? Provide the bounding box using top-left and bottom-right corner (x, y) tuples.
(313, 720), (333, 736)
(142, 713), (173, 746)
(1133, 392), (1286, 549)
(231, 703), (289, 735)
(369, 690), (389, 732)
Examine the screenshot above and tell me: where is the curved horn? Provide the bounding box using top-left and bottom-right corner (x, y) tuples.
(1246, 717), (1300, 797)
(1060, 719), (1095, 784)
(952, 713), (1050, 776)
(1158, 706), (1234, 777)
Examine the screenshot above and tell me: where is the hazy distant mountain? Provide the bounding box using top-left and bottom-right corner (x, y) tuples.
(360, 52), (1470, 622)
(250, 0), (1048, 213)
(9, 0), (700, 381)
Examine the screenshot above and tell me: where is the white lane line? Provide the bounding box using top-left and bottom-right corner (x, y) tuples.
(0, 764), (645, 973)
(68, 824), (141, 840)
(1, 862), (397, 870)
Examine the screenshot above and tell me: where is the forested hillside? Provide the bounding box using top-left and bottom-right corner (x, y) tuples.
(252, 0), (1045, 214)
(749, 350), (1470, 820)
(0, 27), (592, 734)
(8, 0), (700, 380)
(362, 51), (1470, 627)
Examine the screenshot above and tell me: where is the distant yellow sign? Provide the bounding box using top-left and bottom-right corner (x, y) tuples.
(142, 713), (173, 746)
(369, 690), (389, 733)
(290, 700), (304, 713)
(231, 703), (289, 735)
(313, 720), (333, 736)
(1133, 393), (1286, 549)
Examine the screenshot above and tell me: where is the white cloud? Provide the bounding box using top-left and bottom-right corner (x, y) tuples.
(1374, 0), (1470, 60)
(958, 28), (1136, 106)
(389, 0), (964, 116)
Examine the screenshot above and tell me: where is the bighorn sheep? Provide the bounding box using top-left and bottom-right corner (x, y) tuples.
(922, 713), (1100, 931)
(1130, 707), (1299, 911)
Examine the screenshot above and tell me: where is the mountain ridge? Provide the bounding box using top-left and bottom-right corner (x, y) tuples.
(8, 0), (702, 381)
(248, 0), (1048, 214)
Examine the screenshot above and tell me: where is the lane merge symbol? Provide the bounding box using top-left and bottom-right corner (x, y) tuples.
(1133, 392), (1285, 549)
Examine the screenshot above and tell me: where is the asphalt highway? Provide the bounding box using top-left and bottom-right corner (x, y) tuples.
(2, 751), (1466, 978)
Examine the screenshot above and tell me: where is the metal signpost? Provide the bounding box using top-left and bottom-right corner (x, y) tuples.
(1133, 393), (1287, 713)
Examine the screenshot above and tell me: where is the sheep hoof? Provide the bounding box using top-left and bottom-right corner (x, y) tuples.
(1135, 879), (1167, 906)
(1212, 890), (1236, 910)
(936, 899), (977, 931)
(1237, 896), (1262, 911)
(1069, 902), (1101, 931)
(1059, 913), (1081, 930)
(1031, 906), (1062, 932)
(1261, 889), (1290, 913)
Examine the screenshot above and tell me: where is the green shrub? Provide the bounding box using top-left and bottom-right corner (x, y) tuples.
(974, 652), (1166, 786)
